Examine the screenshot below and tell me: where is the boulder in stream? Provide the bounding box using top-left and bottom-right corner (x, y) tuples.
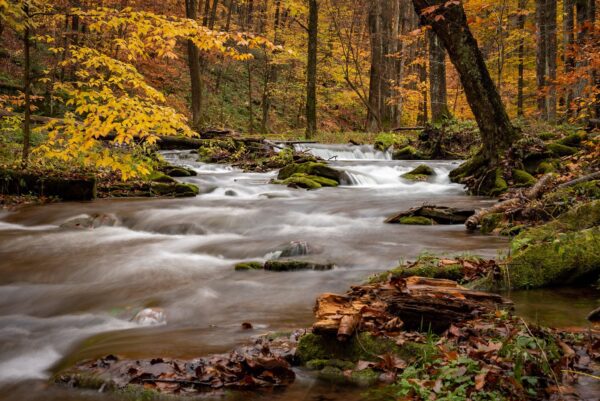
(277, 162), (343, 186)
(400, 165), (436, 181)
(264, 259), (334, 272)
(385, 205), (475, 225)
(132, 308), (166, 326)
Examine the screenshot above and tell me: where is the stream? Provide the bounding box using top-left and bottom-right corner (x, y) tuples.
(0, 144), (598, 401)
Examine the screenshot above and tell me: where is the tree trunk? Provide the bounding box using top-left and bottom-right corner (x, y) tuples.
(186, 0), (203, 129)
(21, 4), (31, 166)
(517, 0), (527, 117)
(536, 0), (548, 119)
(563, 0), (574, 118)
(367, 0), (402, 132)
(428, 30), (450, 122)
(305, 0), (318, 139)
(411, 0), (517, 162)
(546, 0), (557, 122)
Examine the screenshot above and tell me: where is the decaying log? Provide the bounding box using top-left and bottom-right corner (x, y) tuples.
(312, 276), (512, 337)
(557, 171), (600, 188)
(465, 173), (555, 230)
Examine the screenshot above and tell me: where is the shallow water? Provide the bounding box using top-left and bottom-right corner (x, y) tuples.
(0, 144), (597, 400)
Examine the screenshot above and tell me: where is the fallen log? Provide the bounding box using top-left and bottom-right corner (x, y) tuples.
(465, 173), (555, 230)
(312, 276), (512, 336)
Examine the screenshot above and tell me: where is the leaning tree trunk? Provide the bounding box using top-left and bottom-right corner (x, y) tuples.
(411, 0), (518, 163)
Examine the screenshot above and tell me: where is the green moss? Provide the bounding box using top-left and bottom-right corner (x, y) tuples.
(263, 260), (334, 271)
(174, 183), (199, 196)
(396, 216), (435, 225)
(306, 359), (355, 371)
(277, 162), (342, 183)
(234, 261), (263, 271)
(449, 153), (486, 182)
(309, 175), (339, 187)
(390, 259), (464, 282)
(401, 165), (435, 181)
(490, 169), (508, 196)
(297, 332), (421, 364)
(506, 201), (600, 289)
(547, 142), (577, 157)
(148, 172), (176, 183)
(349, 368), (380, 387)
(163, 166), (196, 177)
(557, 132), (587, 147)
(392, 146), (423, 160)
(374, 133), (409, 151)
(150, 183), (199, 197)
(536, 161), (556, 174)
(278, 174), (322, 190)
(538, 132), (557, 141)
(512, 169), (536, 187)
(480, 213), (503, 234)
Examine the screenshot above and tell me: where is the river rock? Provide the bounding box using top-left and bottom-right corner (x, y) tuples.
(279, 240), (312, 258)
(385, 205), (475, 225)
(401, 165), (436, 182)
(277, 162), (343, 183)
(60, 213), (120, 229)
(264, 259), (334, 272)
(132, 308), (166, 326)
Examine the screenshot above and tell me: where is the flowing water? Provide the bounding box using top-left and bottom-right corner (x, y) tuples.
(0, 144), (597, 401)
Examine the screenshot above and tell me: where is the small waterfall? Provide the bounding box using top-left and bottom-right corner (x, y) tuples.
(293, 143), (390, 161)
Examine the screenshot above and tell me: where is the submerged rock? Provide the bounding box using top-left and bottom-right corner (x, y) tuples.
(279, 240), (312, 258)
(60, 213), (120, 229)
(234, 261), (263, 271)
(401, 165), (436, 181)
(277, 162), (343, 183)
(132, 308), (166, 326)
(385, 205), (475, 225)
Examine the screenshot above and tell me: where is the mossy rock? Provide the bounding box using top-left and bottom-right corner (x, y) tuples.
(506, 201), (600, 289)
(480, 213), (503, 234)
(234, 261), (263, 271)
(150, 183), (199, 197)
(536, 160), (556, 174)
(277, 162), (342, 183)
(392, 146), (423, 160)
(512, 169), (536, 187)
(277, 174), (322, 190)
(538, 132), (558, 141)
(547, 142), (577, 157)
(163, 166), (197, 177)
(384, 256), (466, 283)
(401, 165), (435, 181)
(508, 227), (600, 289)
(264, 260), (334, 271)
(396, 216), (435, 225)
(149, 172), (176, 183)
(349, 369), (380, 387)
(557, 132), (587, 147)
(297, 332), (433, 364)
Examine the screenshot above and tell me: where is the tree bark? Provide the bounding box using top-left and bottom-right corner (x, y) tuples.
(428, 30), (450, 122)
(546, 0), (557, 122)
(563, 0), (574, 118)
(185, 0), (203, 129)
(305, 0), (318, 139)
(22, 4), (32, 166)
(536, 0), (548, 119)
(517, 0), (527, 117)
(411, 0), (518, 162)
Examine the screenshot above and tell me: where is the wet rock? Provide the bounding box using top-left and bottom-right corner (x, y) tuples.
(150, 182), (199, 197)
(162, 166), (197, 177)
(392, 146), (423, 160)
(60, 213), (120, 229)
(394, 216), (434, 225)
(385, 205), (475, 225)
(277, 162), (343, 183)
(401, 165), (436, 181)
(132, 308), (166, 326)
(224, 190), (237, 196)
(148, 172), (176, 183)
(264, 259), (334, 272)
(234, 262), (263, 271)
(0, 168), (97, 201)
(279, 240), (312, 258)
